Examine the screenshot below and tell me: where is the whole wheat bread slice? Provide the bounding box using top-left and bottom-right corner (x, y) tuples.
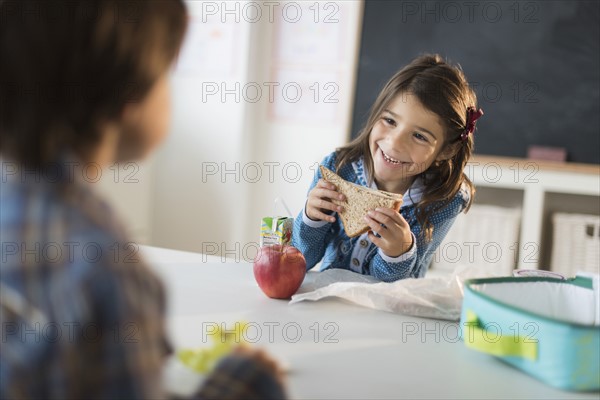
(320, 165), (403, 237)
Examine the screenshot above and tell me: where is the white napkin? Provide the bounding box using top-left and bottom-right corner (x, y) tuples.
(290, 265), (501, 321)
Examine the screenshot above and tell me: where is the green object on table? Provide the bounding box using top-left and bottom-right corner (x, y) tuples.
(177, 322), (249, 373)
(464, 310), (538, 361)
(261, 216), (293, 246)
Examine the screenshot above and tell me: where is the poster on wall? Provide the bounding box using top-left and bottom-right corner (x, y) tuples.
(268, 67), (343, 125)
(269, 1), (348, 124)
(175, 15), (239, 78)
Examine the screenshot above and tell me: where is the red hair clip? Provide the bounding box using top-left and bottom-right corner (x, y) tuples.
(461, 107), (484, 141)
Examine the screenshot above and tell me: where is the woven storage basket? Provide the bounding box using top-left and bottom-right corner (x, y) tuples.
(431, 205), (521, 275)
(551, 213), (600, 276)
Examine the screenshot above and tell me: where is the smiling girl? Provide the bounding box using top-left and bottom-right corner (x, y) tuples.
(292, 54), (483, 282)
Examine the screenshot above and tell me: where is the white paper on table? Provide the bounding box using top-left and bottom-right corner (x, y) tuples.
(290, 265), (503, 321)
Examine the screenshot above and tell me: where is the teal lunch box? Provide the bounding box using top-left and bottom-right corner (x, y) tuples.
(459, 276), (599, 391)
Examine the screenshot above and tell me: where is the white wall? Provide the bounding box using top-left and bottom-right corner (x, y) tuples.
(96, 159), (155, 244)
(241, 1), (364, 251)
(101, 1), (364, 259)
(150, 0), (254, 254)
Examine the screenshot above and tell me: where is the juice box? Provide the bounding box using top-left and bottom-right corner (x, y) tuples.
(260, 216), (293, 246)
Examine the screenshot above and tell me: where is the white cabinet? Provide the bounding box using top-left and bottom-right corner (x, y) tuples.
(466, 156), (600, 271)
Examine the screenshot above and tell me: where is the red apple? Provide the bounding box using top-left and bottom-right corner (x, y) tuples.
(253, 245), (307, 299)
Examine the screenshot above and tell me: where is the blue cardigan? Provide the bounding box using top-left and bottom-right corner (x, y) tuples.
(292, 151), (469, 282)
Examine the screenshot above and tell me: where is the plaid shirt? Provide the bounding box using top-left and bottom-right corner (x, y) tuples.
(0, 158), (285, 399)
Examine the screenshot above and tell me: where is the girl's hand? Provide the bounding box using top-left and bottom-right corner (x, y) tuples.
(364, 207), (413, 258)
(305, 179), (345, 223)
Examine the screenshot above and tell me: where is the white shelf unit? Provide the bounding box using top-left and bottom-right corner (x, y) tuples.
(466, 156), (600, 271)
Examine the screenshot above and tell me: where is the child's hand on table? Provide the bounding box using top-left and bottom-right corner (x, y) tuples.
(178, 322), (287, 380)
(232, 345), (287, 385)
(178, 322), (288, 398)
(364, 207), (413, 258)
(306, 179), (345, 223)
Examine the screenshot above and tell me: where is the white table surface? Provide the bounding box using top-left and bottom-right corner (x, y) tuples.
(141, 246), (598, 400)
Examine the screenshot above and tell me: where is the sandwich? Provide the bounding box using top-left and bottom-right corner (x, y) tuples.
(319, 165), (403, 238)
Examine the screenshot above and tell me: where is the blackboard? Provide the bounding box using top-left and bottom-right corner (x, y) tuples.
(351, 0), (600, 164)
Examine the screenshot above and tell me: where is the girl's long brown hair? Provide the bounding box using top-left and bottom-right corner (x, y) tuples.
(337, 54), (478, 241)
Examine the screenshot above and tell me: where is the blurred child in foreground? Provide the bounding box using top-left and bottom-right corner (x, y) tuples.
(0, 1), (286, 398)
